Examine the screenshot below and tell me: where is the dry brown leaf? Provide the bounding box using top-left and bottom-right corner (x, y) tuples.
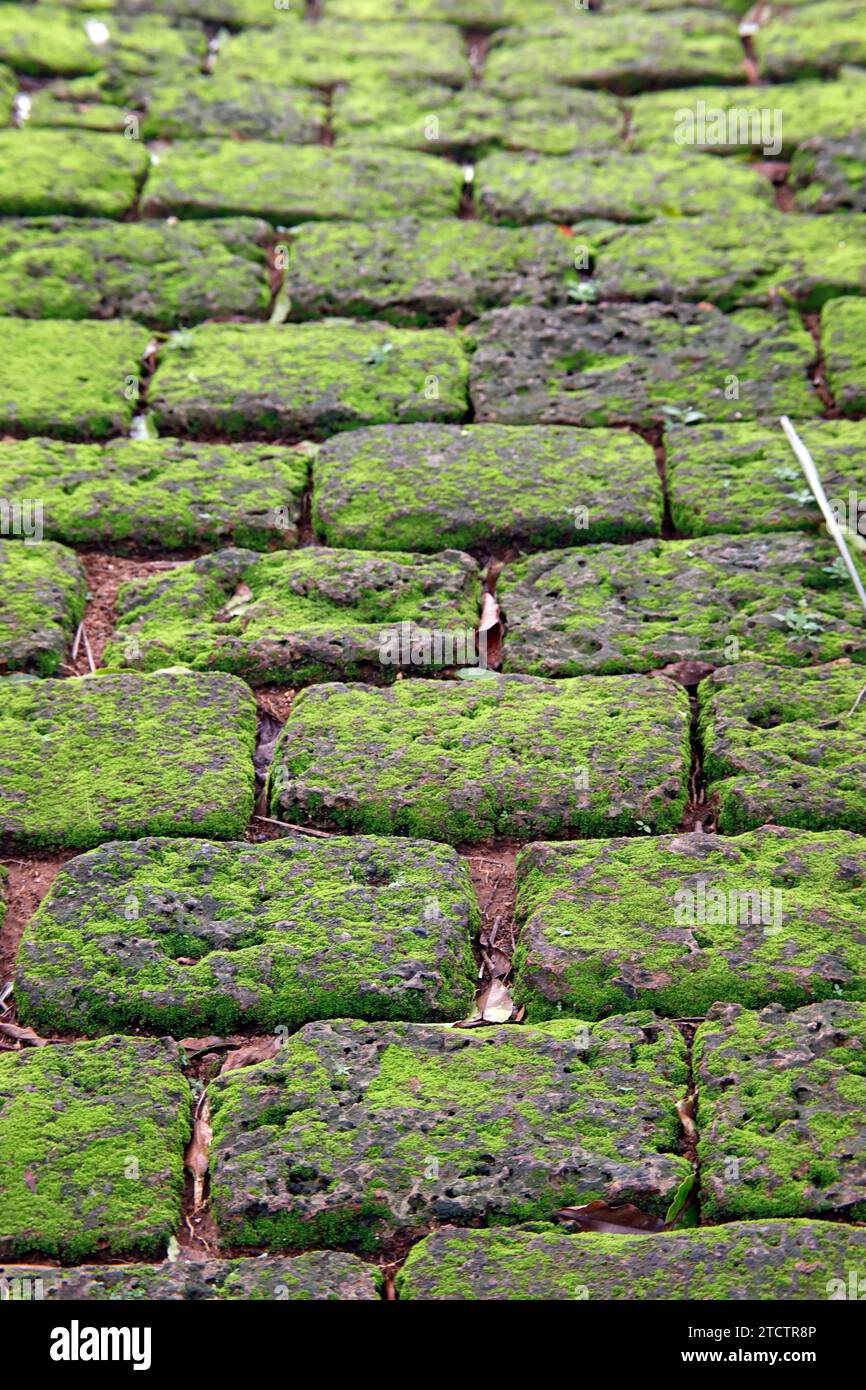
(0, 1021), (47, 1047)
(556, 1200), (664, 1234)
(479, 977), (514, 1023)
(219, 1037), (281, 1073)
(185, 1095), (212, 1211)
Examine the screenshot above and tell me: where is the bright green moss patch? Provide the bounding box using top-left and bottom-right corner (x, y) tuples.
(0, 539), (86, 676)
(469, 304), (818, 427)
(699, 659), (866, 834)
(0, 60), (13, 122)
(0, 129), (147, 216)
(0, 217), (269, 326)
(0, 5), (204, 78)
(822, 296), (866, 415)
(499, 532), (866, 677)
(756, 1), (866, 81)
(16, 834), (478, 1035)
(514, 826), (866, 1021)
(791, 136), (866, 213)
(397, 1219), (866, 1300)
(140, 141), (463, 223)
(0, 318), (149, 440)
(696, 1000), (866, 1219)
(208, 1015), (690, 1250)
(0, 1036), (189, 1261)
(149, 320), (469, 440)
(105, 545), (481, 685)
(667, 419), (866, 537)
(321, 0), (566, 23)
(313, 422), (662, 553)
(475, 150), (772, 224)
(143, 74), (326, 142)
(269, 673), (690, 842)
(0, 669), (256, 850)
(0, 436), (309, 551)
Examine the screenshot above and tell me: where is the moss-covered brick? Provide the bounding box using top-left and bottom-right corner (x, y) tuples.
(0, 318), (149, 440)
(396, 1219), (866, 1300)
(16, 834), (479, 1035)
(0, 129), (147, 216)
(666, 419), (866, 538)
(587, 210), (866, 311)
(0, 217), (269, 326)
(313, 422), (663, 553)
(499, 533), (866, 677)
(321, 0), (571, 24)
(284, 218), (575, 326)
(699, 659), (866, 835)
(19, 0), (284, 21)
(23, 77), (136, 132)
(0, 5), (205, 78)
(822, 297), (866, 415)
(0, 1252), (382, 1300)
(332, 81), (622, 156)
(269, 673), (691, 842)
(143, 73), (327, 142)
(475, 150), (772, 224)
(140, 141), (463, 223)
(0, 540), (86, 677)
(149, 320), (469, 440)
(513, 827), (866, 1022)
(0, 60), (13, 122)
(0, 669), (256, 851)
(484, 10), (746, 96)
(696, 999), (866, 1220)
(0, 437), (308, 551)
(468, 304), (818, 428)
(0, 1036), (190, 1261)
(791, 136), (866, 214)
(105, 546), (481, 685)
(756, 1), (866, 81)
(208, 1014), (691, 1250)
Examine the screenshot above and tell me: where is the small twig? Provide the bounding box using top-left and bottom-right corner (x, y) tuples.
(80, 623), (96, 674)
(71, 622), (83, 662)
(252, 815), (333, 838)
(846, 684), (866, 718)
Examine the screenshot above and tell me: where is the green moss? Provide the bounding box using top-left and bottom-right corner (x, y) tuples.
(756, 1), (866, 81)
(791, 136), (866, 213)
(0, 129), (147, 216)
(0, 60), (13, 122)
(0, 540), (86, 676)
(321, 0), (565, 24)
(0, 6), (205, 79)
(0, 1036), (190, 1261)
(143, 72), (326, 141)
(822, 296), (866, 415)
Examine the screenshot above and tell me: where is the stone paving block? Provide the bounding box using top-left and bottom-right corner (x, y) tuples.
(208, 1015), (691, 1249)
(16, 834), (478, 1034)
(0, 437), (309, 551)
(142, 73), (327, 142)
(0, 217), (270, 326)
(469, 304), (818, 427)
(268, 673), (691, 842)
(586, 210), (866, 311)
(499, 533), (866, 677)
(105, 546), (481, 685)
(23, 77), (135, 131)
(396, 1219), (866, 1300)
(699, 659), (866, 834)
(0, 318), (149, 440)
(0, 1036), (190, 1261)
(756, 1), (866, 81)
(149, 320), (469, 439)
(0, 1252), (382, 1301)
(0, 5), (205, 78)
(313, 422), (663, 553)
(321, 0), (570, 22)
(475, 150), (772, 224)
(0, 129), (148, 216)
(666, 419), (866, 538)
(513, 827), (866, 1021)
(140, 141), (463, 223)
(0, 670), (256, 850)
(822, 297), (866, 415)
(283, 218), (575, 325)
(696, 1000), (866, 1220)
(0, 60), (13, 122)
(0, 539), (86, 676)
(791, 136), (866, 214)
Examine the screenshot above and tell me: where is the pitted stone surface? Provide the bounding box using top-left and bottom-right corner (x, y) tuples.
(0, 539), (86, 676)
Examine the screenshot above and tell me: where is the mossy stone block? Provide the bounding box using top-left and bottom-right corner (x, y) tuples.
(699, 659), (866, 834)
(499, 533), (866, 677)
(149, 320), (469, 440)
(209, 1015), (691, 1249)
(0, 318), (149, 440)
(140, 141), (463, 222)
(696, 1000), (866, 1219)
(469, 304), (818, 427)
(106, 546), (481, 685)
(822, 296), (866, 416)
(396, 1219), (866, 1300)
(0, 6), (205, 78)
(143, 73), (327, 141)
(0, 539), (86, 677)
(0, 60), (13, 122)
(0, 1036), (189, 1261)
(513, 826), (866, 1021)
(269, 673), (691, 842)
(0, 437), (308, 551)
(321, 0), (569, 24)
(16, 834), (478, 1034)
(0, 129), (147, 216)
(756, 1), (866, 81)
(313, 422), (663, 553)
(0, 670), (256, 851)
(791, 136), (866, 213)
